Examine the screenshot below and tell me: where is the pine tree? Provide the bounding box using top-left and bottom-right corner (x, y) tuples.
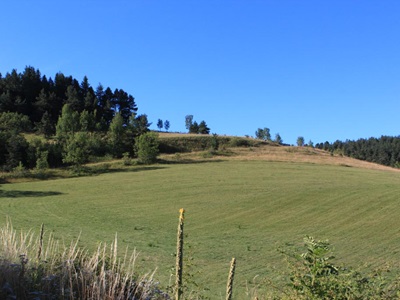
(198, 120), (210, 134)
(36, 111), (55, 138)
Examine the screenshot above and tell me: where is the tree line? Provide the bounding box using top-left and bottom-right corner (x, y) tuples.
(315, 136), (400, 168)
(0, 66), (140, 133)
(0, 66), (159, 171)
(255, 125), (400, 168)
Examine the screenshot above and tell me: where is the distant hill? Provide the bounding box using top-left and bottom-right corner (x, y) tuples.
(157, 132), (399, 173)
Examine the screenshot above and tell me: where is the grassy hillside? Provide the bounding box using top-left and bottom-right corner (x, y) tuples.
(1, 144), (400, 297)
(158, 132), (266, 153)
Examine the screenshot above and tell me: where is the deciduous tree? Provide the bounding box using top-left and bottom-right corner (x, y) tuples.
(255, 128), (271, 141)
(297, 136), (305, 147)
(164, 120), (170, 132)
(62, 132), (90, 167)
(56, 104), (80, 143)
(185, 115), (193, 131)
(108, 112), (126, 158)
(157, 118), (163, 130)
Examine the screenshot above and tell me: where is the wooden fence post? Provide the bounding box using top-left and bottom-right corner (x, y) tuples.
(226, 257), (236, 300)
(175, 208), (185, 300)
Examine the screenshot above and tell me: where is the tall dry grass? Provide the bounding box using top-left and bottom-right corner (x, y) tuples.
(0, 219), (168, 299)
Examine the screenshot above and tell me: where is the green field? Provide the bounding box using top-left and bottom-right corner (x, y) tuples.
(1, 158), (400, 297)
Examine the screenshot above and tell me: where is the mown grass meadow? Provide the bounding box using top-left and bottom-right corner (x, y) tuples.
(1, 158), (400, 297)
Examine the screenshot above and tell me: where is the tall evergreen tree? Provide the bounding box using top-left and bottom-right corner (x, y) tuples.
(0, 91), (14, 112)
(130, 114), (151, 137)
(21, 66), (42, 120)
(189, 121), (199, 134)
(97, 87), (115, 127)
(198, 120), (210, 134)
(80, 76), (90, 98)
(113, 88), (137, 124)
(65, 85), (82, 112)
(36, 111), (55, 138)
(0, 69), (22, 113)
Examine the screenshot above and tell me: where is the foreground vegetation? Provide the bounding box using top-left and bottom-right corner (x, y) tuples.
(2, 214), (400, 299)
(1, 150), (400, 297)
(0, 220), (167, 299)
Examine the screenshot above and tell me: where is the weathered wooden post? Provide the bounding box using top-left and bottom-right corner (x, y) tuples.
(175, 208), (185, 300)
(226, 257), (236, 300)
(37, 223), (44, 261)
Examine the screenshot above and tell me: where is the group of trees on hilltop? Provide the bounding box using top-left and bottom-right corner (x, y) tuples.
(315, 136), (400, 167)
(185, 115), (210, 134)
(157, 119), (170, 131)
(0, 66), (159, 171)
(0, 66), (141, 135)
(255, 127), (283, 144)
(255, 128), (315, 147)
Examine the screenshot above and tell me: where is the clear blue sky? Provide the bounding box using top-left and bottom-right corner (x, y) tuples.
(1, 1), (399, 145)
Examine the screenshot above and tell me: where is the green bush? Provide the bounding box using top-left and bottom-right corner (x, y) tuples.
(122, 152), (133, 166)
(36, 150), (49, 171)
(136, 132), (160, 164)
(229, 137), (251, 147)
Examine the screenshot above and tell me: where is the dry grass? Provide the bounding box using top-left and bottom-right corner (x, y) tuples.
(160, 144), (400, 173)
(0, 220), (168, 299)
(158, 132), (203, 138)
(231, 145), (400, 172)
(158, 132), (400, 172)
(158, 132), (243, 139)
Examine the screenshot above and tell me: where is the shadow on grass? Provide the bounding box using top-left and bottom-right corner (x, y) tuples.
(85, 159), (225, 174)
(158, 158), (225, 165)
(0, 158), (226, 184)
(82, 165), (167, 176)
(0, 190), (64, 198)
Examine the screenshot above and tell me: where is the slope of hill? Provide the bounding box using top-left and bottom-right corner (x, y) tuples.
(158, 132), (399, 172)
(1, 137), (400, 297)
